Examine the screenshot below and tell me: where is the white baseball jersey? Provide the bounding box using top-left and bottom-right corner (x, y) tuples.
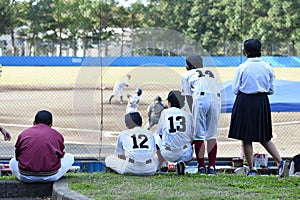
(126, 94), (141, 113)
(156, 107), (193, 162)
(105, 127), (158, 175)
(112, 76), (129, 96)
(181, 68), (221, 140)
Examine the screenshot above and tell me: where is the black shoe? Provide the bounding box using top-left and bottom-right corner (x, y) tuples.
(176, 161), (185, 175)
(159, 166), (168, 175)
(108, 95), (114, 104)
(207, 166), (217, 176)
(105, 167), (113, 173)
(198, 166), (206, 175)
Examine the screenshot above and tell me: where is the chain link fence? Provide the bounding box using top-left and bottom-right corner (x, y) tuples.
(0, 28), (299, 161)
(1, 29), (299, 57)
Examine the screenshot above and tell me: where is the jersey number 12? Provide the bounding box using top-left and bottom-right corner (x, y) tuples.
(131, 134), (149, 149)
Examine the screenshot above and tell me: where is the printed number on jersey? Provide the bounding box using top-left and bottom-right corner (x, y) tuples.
(196, 69), (215, 78)
(131, 134), (149, 149)
(168, 116), (186, 133)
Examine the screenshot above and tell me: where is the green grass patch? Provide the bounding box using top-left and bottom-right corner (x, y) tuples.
(2, 172), (299, 199)
(66, 172), (300, 200)
(0, 174), (17, 181)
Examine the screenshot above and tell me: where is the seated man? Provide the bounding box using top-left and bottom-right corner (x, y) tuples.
(9, 110), (74, 183)
(156, 90), (194, 175)
(105, 112), (158, 176)
(145, 96), (166, 130)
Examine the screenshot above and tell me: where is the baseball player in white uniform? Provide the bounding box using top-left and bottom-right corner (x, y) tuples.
(126, 88), (142, 113)
(181, 54), (221, 175)
(108, 74), (131, 104)
(155, 90), (193, 175)
(105, 112), (158, 176)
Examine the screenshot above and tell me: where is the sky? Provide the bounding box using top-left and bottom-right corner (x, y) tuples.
(117, 0), (148, 7)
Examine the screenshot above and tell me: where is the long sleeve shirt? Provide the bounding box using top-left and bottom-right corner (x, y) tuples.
(15, 123), (65, 174)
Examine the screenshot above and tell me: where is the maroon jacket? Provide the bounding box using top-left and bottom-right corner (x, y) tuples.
(15, 123), (65, 175)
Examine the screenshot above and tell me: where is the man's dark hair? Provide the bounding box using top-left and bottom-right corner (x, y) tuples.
(166, 90), (185, 109)
(34, 110), (53, 125)
(125, 112), (142, 129)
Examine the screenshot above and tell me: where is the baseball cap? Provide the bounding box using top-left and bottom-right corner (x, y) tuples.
(34, 110), (53, 125)
(136, 88), (142, 96)
(155, 96), (162, 102)
(186, 54), (203, 69)
(244, 39), (261, 52)
(125, 112), (142, 129)
(166, 90), (185, 108)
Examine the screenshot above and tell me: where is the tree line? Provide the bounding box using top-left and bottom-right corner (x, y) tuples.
(0, 0), (299, 56)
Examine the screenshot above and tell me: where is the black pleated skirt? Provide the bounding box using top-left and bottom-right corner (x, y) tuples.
(228, 92), (273, 142)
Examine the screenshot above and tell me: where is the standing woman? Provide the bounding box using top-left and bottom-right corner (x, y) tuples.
(228, 38), (287, 176)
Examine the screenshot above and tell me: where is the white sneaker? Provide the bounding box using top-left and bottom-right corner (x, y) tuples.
(234, 165), (250, 174)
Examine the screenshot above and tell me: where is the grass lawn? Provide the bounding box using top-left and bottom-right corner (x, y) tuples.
(1, 170), (299, 199)
(66, 172), (300, 200)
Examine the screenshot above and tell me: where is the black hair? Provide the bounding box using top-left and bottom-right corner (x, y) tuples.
(125, 112), (142, 129)
(34, 110), (53, 125)
(244, 50), (261, 58)
(167, 90), (185, 109)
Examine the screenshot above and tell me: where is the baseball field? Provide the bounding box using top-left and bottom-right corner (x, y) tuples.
(0, 66), (299, 159)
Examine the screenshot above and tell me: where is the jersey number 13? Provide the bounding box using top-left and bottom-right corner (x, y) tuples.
(168, 116), (186, 133)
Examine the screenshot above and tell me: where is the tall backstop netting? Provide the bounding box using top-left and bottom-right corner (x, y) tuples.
(0, 28), (299, 161)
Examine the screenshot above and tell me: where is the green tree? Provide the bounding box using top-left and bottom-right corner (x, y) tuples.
(0, 0), (26, 55)
(0, 0), (299, 56)
(265, 0), (300, 55)
(146, 0), (194, 56)
(187, 0), (228, 55)
(87, 0), (116, 56)
(110, 5), (130, 56)
(20, 0), (56, 56)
